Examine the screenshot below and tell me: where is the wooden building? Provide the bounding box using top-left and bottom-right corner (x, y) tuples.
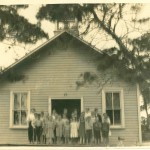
(0, 20), (141, 146)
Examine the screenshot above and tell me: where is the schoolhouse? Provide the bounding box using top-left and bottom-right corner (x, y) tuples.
(0, 19), (141, 146)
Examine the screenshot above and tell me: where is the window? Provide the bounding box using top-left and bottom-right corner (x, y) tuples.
(10, 91), (30, 128)
(102, 89), (125, 128)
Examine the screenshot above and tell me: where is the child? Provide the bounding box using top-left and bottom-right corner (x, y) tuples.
(42, 119), (47, 144)
(53, 113), (58, 144)
(62, 114), (68, 124)
(71, 109), (78, 121)
(46, 116), (55, 145)
(102, 117), (110, 146)
(63, 120), (70, 144)
(35, 114), (42, 144)
(70, 117), (79, 144)
(62, 114), (69, 143)
(91, 111), (96, 123)
(44, 113), (49, 144)
(40, 111), (45, 143)
(85, 116), (93, 145)
(56, 115), (63, 144)
(93, 117), (101, 144)
(78, 112), (85, 144)
(91, 111), (96, 143)
(32, 113), (38, 143)
(63, 108), (68, 118)
(102, 113), (111, 124)
(52, 109), (57, 120)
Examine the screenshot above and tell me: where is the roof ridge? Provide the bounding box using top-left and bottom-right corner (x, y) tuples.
(2, 31), (66, 73)
(1, 30), (102, 74)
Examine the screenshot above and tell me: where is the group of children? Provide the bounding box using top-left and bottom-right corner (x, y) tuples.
(27, 108), (110, 146)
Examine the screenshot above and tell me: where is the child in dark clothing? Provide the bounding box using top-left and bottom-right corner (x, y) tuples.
(40, 111), (45, 143)
(63, 120), (70, 144)
(35, 114), (42, 144)
(79, 112), (85, 144)
(102, 118), (110, 146)
(85, 116), (93, 144)
(93, 117), (101, 144)
(32, 113), (38, 143)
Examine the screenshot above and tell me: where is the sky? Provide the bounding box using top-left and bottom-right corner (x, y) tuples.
(0, 5), (55, 68)
(1, 3), (150, 69)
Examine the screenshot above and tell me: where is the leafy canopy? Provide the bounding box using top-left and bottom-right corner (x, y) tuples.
(37, 4), (150, 82)
(37, 4), (150, 108)
(0, 5), (48, 44)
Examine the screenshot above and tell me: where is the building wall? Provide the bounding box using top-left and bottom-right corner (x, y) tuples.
(0, 40), (139, 145)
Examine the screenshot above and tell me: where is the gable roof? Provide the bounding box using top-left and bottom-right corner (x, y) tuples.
(0, 30), (102, 75)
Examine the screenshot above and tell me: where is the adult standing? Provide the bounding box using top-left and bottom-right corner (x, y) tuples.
(94, 108), (102, 143)
(63, 108), (68, 118)
(27, 108), (36, 144)
(102, 113), (111, 146)
(84, 108), (91, 119)
(79, 112), (85, 144)
(93, 117), (102, 144)
(102, 113), (111, 124)
(94, 108), (102, 123)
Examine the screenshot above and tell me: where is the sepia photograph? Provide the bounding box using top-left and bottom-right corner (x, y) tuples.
(0, 1), (150, 149)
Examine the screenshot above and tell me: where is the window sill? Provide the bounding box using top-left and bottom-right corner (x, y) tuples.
(9, 126), (28, 129)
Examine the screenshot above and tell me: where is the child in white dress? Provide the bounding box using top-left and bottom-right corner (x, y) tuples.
(70, 117), (79, 144)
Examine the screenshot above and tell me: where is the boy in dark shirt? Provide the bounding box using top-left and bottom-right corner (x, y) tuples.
(93, 117), (101, 144)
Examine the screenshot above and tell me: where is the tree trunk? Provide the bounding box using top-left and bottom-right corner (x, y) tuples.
(144, 102), (148, 118)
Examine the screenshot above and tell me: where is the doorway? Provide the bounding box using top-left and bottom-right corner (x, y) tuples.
(49, 98), (83, 119)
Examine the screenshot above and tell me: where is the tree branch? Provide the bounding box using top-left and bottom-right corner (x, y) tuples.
(91, 8), (129, 54)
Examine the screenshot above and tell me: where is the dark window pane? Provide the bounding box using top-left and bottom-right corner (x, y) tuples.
(14, 111), (20, 125)
(113, 93), (120, 109)
(14, 93), (20, 109)
(114, 110), (121, 124)
(21, 93), (27, 109)
(106, 93), (112, 109)
(106, 110), (113, 125)
(21, 111), (27, 125)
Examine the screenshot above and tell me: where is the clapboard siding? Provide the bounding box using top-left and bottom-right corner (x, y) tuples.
(0, 39), (139, 145)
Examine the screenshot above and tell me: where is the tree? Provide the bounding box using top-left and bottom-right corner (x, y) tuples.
(36, 4), (150, 117)
(0, 5), (48, 45)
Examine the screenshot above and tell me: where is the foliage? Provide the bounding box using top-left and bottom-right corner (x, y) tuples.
(5, 70), (25, 82)
(131, 33), (150, 52)
(0, 5), (48, 44)
(36, 4), (150, 116)
(76, 72), (98, 89)
(1, 4), (150, 116)
(36, 4), (83, 21)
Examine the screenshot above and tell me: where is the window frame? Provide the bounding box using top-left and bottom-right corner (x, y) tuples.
(10, 91), (30, 129)
(102, 88), (125, 129)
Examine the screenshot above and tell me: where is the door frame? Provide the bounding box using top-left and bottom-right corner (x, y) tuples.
(48, 97), (84, 115)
